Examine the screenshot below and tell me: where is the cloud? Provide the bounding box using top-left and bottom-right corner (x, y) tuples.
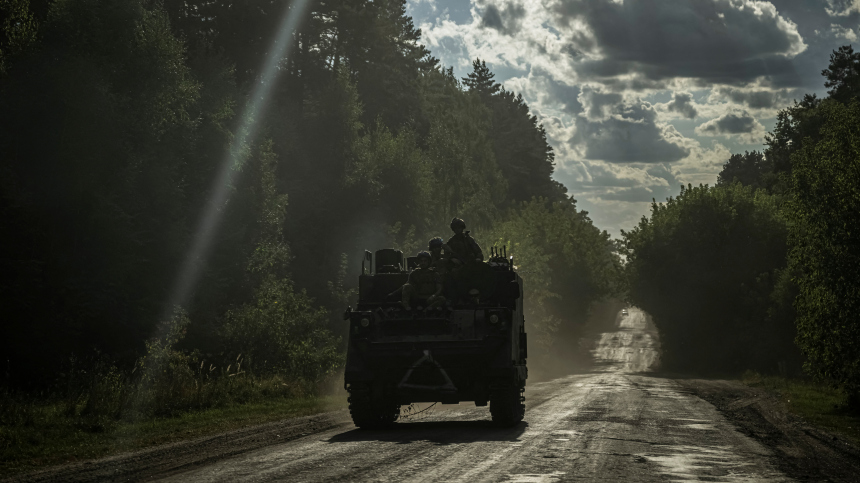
(411, 0), (821, 236)
(695, 110), (766, 143)
(671, 142), (732, 186)
(666, 92), (698, 119)
(551, 0), (807, 87)
(479, 1), (526, 35)
(829, 23), (858, 41)
(825, 0), (860, 17)
(503, 69), (583, 115)
(573, 89), (691, 164)
(552, 140), (732, 235)
(578, 87), (622, 121)
(713, 86), (793, 109)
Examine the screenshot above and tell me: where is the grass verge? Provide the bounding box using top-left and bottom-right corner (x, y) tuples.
(742, 371), (860, 444)
(0, 394), (345, 478)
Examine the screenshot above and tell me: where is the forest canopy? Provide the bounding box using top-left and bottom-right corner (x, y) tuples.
(0, 0), (617, 390)
(626, 43), (860, 403)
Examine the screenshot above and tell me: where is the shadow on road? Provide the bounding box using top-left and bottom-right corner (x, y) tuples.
(327, 420), (527, 445)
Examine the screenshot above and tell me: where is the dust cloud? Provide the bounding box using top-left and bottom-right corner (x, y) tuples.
(592, 307), (661, 373)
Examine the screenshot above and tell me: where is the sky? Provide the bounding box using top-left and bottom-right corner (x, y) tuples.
(405, 0), (860, 237)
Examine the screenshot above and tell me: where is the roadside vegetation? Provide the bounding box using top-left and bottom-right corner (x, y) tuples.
(1, 388), (338, 476)
(2, 0), (858, 472)
(0, 0), (621, 473)
(742, 372), (860, 444)
(625, 46), (860, 412)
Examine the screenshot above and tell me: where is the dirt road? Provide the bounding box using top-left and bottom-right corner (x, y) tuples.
(18, 308), (859, 482)
(152, 308), (787, 482)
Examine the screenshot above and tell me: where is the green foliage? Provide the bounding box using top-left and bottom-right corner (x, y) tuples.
(347, 122), (434, 227)
(462, 58), (500, 98)
(717, 46), (858, 193)
(0, 0), (602, 417)
(765, 94), (826, 182)
(0, 0), (209, 380)
(743, 371), (860, 444)
(716, 150), (774, 191)
(624, 183), (799, 373)
(490, 89), (567, 203)
(223, 275), (341, 382)
(0, 0), (38, 75)
(223, 138), (341, 383)
(485, 199), (621, 360)
(0, 388), (334, 477)
(786, 100), (860, 402)
(822, 45), (860, 103)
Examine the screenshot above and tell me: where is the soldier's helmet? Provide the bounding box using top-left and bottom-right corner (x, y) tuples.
(450, 218), (466, 230)
(417, 251), (432, 260)
(429, 237), (444, 250)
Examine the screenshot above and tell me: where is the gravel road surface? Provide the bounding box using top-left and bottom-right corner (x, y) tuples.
(18, 307), (859, 482)
(152, 308), (789, 482)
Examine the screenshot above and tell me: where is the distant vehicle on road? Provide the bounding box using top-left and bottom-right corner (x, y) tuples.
(343, 248), (528, 428)
(621, 308), (628, 316)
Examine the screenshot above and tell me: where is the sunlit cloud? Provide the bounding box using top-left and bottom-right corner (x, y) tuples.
(409, 0), (852, 235)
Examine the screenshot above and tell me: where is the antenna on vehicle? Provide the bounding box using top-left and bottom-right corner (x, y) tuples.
(362, 250), (372, 275)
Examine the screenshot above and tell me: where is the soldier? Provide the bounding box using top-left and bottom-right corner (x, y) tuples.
(446, 218), (484, 267)
(400, 251), (445, 311)
(428, 237), (451, 275)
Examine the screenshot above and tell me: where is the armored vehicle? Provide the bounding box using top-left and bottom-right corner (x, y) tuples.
(343, 247), (527, 428)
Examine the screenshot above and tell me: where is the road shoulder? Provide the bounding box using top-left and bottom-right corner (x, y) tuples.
(677, 378), (860, 483)
(3, 410), (351, 483)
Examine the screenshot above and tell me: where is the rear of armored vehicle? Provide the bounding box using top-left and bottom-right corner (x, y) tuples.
(344, 249), (527, 428)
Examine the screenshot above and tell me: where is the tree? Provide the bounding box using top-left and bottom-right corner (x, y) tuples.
(490, 89), (567, 202)
(786, 100), (860, 404)
(0, 0), (38, 75)
(485, 199), (622, 374)
(761, 46), (860, 193)
(0, 0), (608, 395)
(716, 151), (772, 190)
(0, 0), (212, 382)
(462, 58), (500, 97)
(623, 184), (798, 374)
(822, 45), (860, 104)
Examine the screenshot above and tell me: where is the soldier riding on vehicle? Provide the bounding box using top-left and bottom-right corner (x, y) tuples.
(446, 218), (484, 266)
(399, 251), (445, 311)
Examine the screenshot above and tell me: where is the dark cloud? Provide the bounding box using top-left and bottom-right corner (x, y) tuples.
(480, 2), (526, 35)
(599, 165), (684, 202)
(579, 88), (622, 120)
(546, 80), (583, 115)
(716, 87), (793, 109)
(526, 67), (584, 115)
(667, 92), (698, 118)
(553, 0), (806, 86)
(696, 111), (759, 135)
(573, 94), (690, 163)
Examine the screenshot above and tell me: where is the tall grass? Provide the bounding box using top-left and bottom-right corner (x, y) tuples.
(0, 312), (341, 472)
(742, 371), (860, 443)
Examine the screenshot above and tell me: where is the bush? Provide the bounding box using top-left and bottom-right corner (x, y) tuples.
(624, 183), (800, 374)
(787, 100), (860, 403)
(223, 276), (342, 384)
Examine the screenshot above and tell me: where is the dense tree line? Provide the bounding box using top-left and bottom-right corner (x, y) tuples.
(623, 184), (797, 373)
(0, 0), (617, 389)
(627, 45), (860, 402)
